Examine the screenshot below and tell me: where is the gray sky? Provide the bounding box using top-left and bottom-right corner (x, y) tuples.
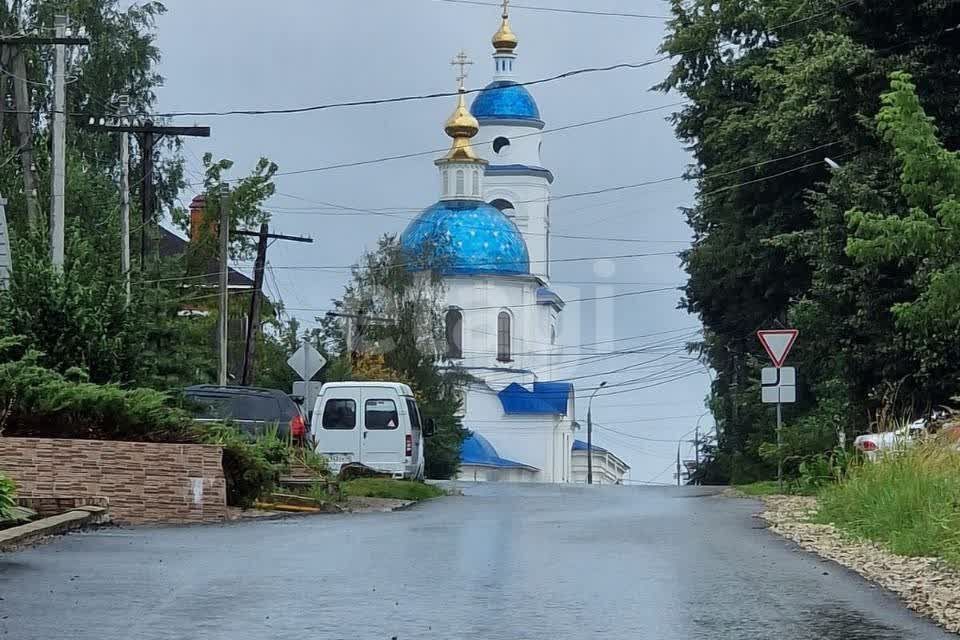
(153, 0), (712, 482)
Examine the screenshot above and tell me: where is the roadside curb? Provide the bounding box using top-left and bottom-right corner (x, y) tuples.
(0, 506), (110, 551)
(755, 494), (960, 634)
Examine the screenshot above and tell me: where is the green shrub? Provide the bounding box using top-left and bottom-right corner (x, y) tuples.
(201, 425), (292, 508)
(0, 338), (195, 442)
(0, 473), (34, 523)
(816, 446), (960, 567)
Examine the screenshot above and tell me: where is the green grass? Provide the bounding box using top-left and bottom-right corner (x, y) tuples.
(735, 480), (816, 496)
(342, 478), (445, 501)
(815, 446), (960, 567)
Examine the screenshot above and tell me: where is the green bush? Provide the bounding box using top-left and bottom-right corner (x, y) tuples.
(0, 473), (34, 524)
(0, 337), (195, 442)
(816, 446), (960, 567)
(200, 425), (292, 508)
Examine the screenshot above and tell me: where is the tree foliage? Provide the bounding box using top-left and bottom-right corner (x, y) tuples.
(321, 235), (468, 479)
(659, 0), (960, 482)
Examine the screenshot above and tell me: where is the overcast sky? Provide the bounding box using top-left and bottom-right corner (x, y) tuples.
(152, 0), (712, 482)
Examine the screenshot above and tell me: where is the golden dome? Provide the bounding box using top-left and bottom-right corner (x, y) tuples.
(442, 90), (481, 161)
(492, 13), (518, 51)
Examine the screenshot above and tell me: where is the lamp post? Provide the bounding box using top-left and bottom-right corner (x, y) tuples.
(586, 381), (607, 485)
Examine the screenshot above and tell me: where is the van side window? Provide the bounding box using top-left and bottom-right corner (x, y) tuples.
(322, 399), (356, 430)
(406, 399), (421, 432)
(365, 399), (399, 430)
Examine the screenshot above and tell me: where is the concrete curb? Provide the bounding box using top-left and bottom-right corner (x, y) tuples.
(0, 506), (110, 551)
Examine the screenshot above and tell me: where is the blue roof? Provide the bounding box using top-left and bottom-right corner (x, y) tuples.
(572, 439), (608, 454)
(401, 199), (530, 275)
(470, 81), (542, 125)
(536, 287), (564, 308)
(461, 433), (539, 470)
(498, 381), (572, 415)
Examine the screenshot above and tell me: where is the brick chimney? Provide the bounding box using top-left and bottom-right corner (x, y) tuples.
(189, 194), (208, 242)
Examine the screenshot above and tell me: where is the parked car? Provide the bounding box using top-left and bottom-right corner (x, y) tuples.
(854, 418), (928, 461)
(311, 381), (433, 480)
(183, 385), (307, 442)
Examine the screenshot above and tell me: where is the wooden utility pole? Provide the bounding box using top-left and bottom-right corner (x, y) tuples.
(49, 15), (68, 269)
(1, 30), (90, 231)
(218, 186), (230, 387)
(11, 50), (38, 228)
(236, 225), (313, 386)
(82, 120), (210, 269)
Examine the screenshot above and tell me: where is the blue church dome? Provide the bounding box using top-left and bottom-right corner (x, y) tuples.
(470, 81), (541, 125)
(401, 199), (529, 275)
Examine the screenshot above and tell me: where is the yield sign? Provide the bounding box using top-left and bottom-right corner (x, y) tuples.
(757, 329), (799, 368)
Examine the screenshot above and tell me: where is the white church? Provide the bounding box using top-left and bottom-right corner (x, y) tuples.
(400, 3), (628, 483)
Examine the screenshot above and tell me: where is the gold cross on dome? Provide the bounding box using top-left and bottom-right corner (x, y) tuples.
(501, 0), (510, 17)
(451, 49), (473, 90)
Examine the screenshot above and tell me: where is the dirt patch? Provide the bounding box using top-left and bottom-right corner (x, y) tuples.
(758, 494), (960, 634)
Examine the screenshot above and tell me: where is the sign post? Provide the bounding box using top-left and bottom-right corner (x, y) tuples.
(288, 342), (327, 421)
(757, 329), (799, 490)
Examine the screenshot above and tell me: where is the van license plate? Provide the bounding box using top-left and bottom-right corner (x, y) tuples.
(328, 454), (352, 463)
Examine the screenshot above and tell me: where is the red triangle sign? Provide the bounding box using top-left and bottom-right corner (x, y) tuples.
(757, 329), (799, 367)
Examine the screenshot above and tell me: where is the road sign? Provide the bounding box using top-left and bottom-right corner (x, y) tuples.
(761, 367), (796, 404)
(757, 329), (799, 367)
(287, 341), (326, 381)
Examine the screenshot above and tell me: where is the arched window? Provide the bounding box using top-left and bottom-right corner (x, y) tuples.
(551, 325), (557, 345)
(493, 137), (510, 154)
(471, 170), (480, 196)
(497, 311), (512, 362)
(489, 198), (516, 217)
(445, 308), (463, 359)
(443, 170), (449, 195)
(456, 170), (465, 195)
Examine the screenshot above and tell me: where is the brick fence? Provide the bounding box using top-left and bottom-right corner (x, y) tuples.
(0, 438), (227, 524)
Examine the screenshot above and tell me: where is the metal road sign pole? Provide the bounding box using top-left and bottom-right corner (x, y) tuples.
(777, 401), (783, 491)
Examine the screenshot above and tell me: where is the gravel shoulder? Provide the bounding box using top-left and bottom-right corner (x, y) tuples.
(757, 494), (960, 634)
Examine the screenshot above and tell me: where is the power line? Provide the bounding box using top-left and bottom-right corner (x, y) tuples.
(115, 2), (853, 120)
(434, 0), (670, 19)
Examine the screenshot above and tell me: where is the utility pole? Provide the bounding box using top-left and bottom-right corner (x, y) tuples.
(676, 444), (681, 487)
(11, 52), (39, 227)
(694, 424), (701, 486)
(118, 96), (131, 302)
(49, 15), (68, 269)
(236, 225), (313, 386)
(586, 381), (607, 485)
(82, 119), (210, 269)
(218, 186), (230, 387)
(0, 30), (88, 231)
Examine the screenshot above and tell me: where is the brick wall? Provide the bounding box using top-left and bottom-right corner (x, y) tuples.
(0, 438), (227, 525)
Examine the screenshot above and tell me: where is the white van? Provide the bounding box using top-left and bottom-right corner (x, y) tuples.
(311, 382), (433, 479)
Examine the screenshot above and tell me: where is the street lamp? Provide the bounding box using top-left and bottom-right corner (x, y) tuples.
(824, 157), (841, 171)
(587, 381), (607, 485)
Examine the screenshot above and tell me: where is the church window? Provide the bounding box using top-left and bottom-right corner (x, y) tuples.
(456, 170), (465, 195)
(551, 325), (556, 345)
(472, 170), (480, 196)
(493, 137), (510, 154)
(490, 198), (516, 217)
(443, 170), (449, 195)
(445, 308), (463, 359)
(497, 311), (512, 362)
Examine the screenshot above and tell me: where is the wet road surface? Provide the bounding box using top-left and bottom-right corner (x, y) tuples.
(0, 484), (952, 639)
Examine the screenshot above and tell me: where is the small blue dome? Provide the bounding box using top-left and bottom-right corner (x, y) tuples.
(401, 199), (529, 275)
(470, 81), (541, 124)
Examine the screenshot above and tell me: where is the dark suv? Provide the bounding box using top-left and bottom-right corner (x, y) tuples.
(183, 385), (307, 441)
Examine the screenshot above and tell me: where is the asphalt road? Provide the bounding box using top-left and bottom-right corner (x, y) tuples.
(0, 484), (952, 639)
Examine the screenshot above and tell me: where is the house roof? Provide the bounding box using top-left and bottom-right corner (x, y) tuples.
(498, 381), (572, 415)
(159, 227), (254, 288)
(572, 439), (630, 470)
